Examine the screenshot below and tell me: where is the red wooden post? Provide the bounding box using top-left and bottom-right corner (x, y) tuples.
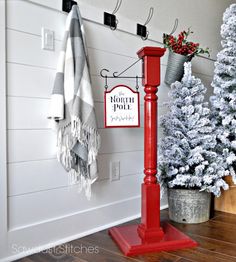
(137, 47), (165, 241)
(109, 47), (197, 256)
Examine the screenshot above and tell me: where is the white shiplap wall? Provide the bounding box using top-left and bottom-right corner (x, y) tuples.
(0, 0), (8, 259)
(0, 0), (224, 261)
(1, 0), (170, 261)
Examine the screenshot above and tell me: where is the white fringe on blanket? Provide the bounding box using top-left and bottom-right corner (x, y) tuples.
(56, 116), (100, 200)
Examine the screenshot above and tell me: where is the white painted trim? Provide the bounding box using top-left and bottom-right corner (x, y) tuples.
(0, 214), (140, 262)
(0, 0), (8, 257)
(9, 195), (141, 232)
(1, 204), (168, 262)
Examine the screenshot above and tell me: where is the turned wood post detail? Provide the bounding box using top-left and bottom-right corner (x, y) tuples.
(137, 47), (166, 241)
(108, 47), (197, 256)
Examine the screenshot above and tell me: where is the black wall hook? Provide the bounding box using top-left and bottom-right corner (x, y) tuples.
(62, 0), (77, 13)
(104, 0), (122, 30)
(137, 7), (154, 40)
(104, 12), (117, 30)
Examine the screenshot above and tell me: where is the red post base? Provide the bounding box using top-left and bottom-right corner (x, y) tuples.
(137, 183), (164, 241)
(109, 181), (197, 256)
(109, 222), (197, 256)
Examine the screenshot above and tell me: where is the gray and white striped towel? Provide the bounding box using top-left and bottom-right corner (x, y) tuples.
(48, 5), (100, 199)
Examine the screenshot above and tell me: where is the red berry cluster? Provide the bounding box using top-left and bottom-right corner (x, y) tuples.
(163, 29), (209, 57)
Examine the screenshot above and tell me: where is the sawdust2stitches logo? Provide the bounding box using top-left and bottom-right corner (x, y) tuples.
(44, 243), (100, 259)
(12, 243), (99, 259)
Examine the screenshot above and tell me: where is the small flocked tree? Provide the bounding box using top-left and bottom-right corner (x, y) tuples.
(159, 62), (229, 197)
(210, 4), (236, 184)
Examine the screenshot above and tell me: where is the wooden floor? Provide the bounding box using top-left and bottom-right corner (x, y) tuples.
(17, 209), (236, 262)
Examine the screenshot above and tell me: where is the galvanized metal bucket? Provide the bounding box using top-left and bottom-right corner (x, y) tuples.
(168, 188), (211, 224)
(164, 51), (191, 85)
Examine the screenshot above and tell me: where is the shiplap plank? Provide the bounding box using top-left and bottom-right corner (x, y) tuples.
(26, 0), (62, 11)
(7, 63), (55, 98)
(8, 129), (57, 163)
(7, 97), (51, 129)
(8, 174), (142, 229)
(8, 159), (67, 196)
(7, 0), (66, 40)
(8, 151), (144, 196)
(99, 128), (143, 154)
(88, 47), (141, 77)
(7, 29), (59, 69)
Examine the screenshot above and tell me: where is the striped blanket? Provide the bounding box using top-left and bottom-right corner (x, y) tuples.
(48, 5), (100, 199)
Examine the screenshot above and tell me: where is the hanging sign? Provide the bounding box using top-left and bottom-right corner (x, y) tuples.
(104, 85), (140, 128)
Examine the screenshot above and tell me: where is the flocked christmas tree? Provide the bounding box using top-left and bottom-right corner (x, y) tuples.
(159, 62), (229, 197)
(210, 3), (236, 185)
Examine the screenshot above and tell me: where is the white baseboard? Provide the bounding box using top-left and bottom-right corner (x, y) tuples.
(2, 214), (141, 262)
(1, 200), (168, 262)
